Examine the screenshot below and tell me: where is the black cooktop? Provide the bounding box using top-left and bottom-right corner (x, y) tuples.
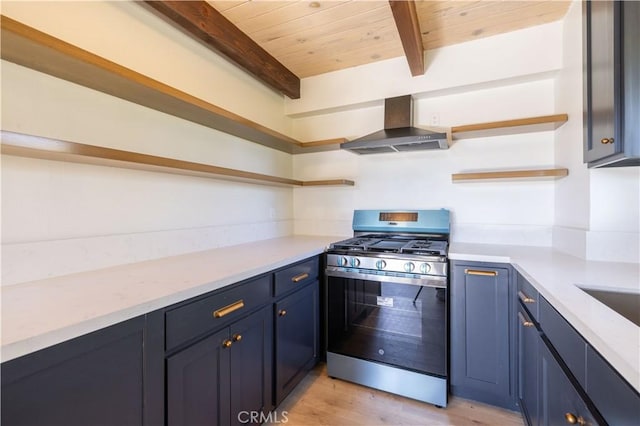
(329, 234), (448, 256)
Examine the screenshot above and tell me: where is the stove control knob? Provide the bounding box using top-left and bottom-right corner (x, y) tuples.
(376, 260), (387, 270)
(351, 258), (361, 267)
(340, 257), (349, 267)
(420, 263), (432, 274)
(404, 262), (415, 272)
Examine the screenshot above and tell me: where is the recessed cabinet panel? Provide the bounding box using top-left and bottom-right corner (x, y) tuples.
(586, 346), (640, 425)
(167, 328), (230, 426)
(1, 317), (145, 426)
(450, 262), (515, 410)
(274, 281), (320, 405)
(517, 303), (540, 426)
(539, 298), (587, 389)
(540, 343), (598, 426)
(584, 0), (617, 163)
(583, 0), (640, 167)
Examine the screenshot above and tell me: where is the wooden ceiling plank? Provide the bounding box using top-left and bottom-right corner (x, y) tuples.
(225, 1), (352, 36)
(251, 2), (390, 46)
(263, 7), (396, 56)
(418, 1), (570, 50)
(144, 1), (300, 99)
(389, 0), (425, 76)
(208, 0), (291, 22)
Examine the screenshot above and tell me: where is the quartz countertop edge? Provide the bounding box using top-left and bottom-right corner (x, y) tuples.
(1, 235), (345, 363)
(449, 242), (640, 393)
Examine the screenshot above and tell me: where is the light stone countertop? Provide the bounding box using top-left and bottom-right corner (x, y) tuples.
(1, 235), (343, 363)
(449, 243), (640, 393)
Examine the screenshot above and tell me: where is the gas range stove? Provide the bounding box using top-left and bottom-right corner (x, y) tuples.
(325, 210), (450, 288)
(325, 209), (451, 406)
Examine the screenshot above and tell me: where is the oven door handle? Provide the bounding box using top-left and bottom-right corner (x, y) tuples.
(325, 267), (447, 288)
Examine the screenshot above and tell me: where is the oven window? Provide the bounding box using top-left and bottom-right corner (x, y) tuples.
(327, 277), (446, 377)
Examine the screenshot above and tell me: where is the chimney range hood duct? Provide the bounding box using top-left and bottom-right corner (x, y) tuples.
(341, 95), (449, 154)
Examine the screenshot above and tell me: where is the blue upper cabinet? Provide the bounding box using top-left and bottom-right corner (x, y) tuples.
(583, 0), (640, 167)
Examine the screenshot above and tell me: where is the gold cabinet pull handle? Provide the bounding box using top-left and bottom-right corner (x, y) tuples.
(600, 137), (614, 144)
(292, 272), (309, 283)
(518, 312), (534, 327)
(213, 300), (244, 318)
(222, 339), (232, 349)
(465, 269), (497, 277)
(278, 309), (287, 317)
(518, 290), (535, 304)
(232, 334), (242, 342)
(564, 413), (586, 425)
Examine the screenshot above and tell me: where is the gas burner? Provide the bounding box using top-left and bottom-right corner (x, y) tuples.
(401, 240), (447, 256)
(330, 237), (382, 251)
(329, 235), (447, 257)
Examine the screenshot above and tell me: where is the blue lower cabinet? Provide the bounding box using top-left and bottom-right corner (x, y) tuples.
(586, 346), (640, 425)
(450, 261), (517, 410)
(517, 302), (540, 426)
(167, 306), (272, 426)
(1, 317), (147, 426)
(540, 341), (598, 426)
(274, 281), (320, 405)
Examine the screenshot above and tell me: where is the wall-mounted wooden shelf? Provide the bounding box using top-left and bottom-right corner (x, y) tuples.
(452, 168), (569, 182)
(0, 17), (570, 156)
(0, 15), (336, 155)
(0, 131), (355, 188)
(451, 114), (568, 140)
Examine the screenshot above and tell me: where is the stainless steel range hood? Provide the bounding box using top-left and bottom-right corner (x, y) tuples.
(341, 95), (450, 154)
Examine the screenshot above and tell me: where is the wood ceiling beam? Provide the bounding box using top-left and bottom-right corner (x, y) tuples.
(388, 0), (425, 76)
(143, 1), (300, 99)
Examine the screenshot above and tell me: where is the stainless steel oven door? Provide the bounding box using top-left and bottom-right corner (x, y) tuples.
(326, 269), (447, 378)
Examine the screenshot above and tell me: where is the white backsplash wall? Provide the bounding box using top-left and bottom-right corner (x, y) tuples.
(293, 80), (557, 246)
(1, 70), (294, 284)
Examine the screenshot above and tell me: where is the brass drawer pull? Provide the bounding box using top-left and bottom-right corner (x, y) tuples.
(213, 300), (245, 318)
(518, 312), (534, 327)
(600, 137), (614, 144)
(564, 412), (586, 425)
(232, 334), (242, 342)
(292, 272), (309, 283)
(465, 269), (497, 277)
(518, 290), (535, 304)
(222, 339), (232, 349)
(278, 309), (287, 317)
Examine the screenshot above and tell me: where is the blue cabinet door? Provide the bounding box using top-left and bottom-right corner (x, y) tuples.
(1, 317), (146, 426)
(451, 262), (515, 409)
(583, 0), (640, 167)
(167, 327), (231, 426)
(229, 306), (273, 425)
(274, 281), (320, 405)
(540, 341), (598, 426)
(518, 302), (540, 426)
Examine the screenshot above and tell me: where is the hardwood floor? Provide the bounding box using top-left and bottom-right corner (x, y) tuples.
(267, 364), (524, 426)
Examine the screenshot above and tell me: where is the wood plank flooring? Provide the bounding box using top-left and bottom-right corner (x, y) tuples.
(267, 364), (524, 426)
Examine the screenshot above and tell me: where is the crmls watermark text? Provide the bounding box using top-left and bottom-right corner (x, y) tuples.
(237, 410), (289, 424)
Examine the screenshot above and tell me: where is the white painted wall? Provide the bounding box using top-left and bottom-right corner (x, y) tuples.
(553, 1), (639, 263)
(1, 2), (295, 285)
(290, 23), (564, 246)
(286, 21), (563, 116)
(293, 80), (557, 245)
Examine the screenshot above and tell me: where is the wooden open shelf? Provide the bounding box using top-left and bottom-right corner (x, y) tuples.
(1, 131), (355, 188)
(451, 114), (568, 140)
(0, 15), (334, 155)
(0, 17), (569, 157)
(452, 168), (569, 182)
